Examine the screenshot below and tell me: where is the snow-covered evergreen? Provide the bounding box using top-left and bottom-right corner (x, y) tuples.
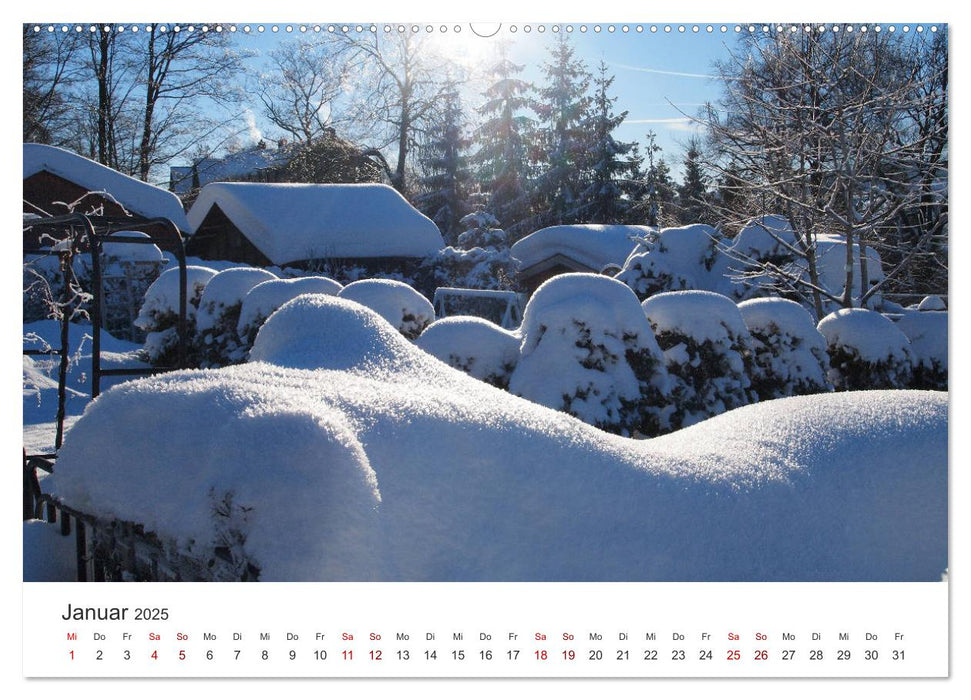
(135, 265), (216, 366)
(642, 290), (756, 430)
(616, 224), (730, 300)
(236, 276), (344, 349)
(817, 308), (913, 391)
(423, 210), (518, 291)
(417, 316), (520, 389)
(509, 273), (670, 436)
(337, 279), (435, 340)
(738, 297), (832, 399)
(195, 267), (279, 367)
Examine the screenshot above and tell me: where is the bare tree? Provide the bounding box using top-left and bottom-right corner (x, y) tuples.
(257, 37), (350, 146)
(336, 30), (451, 195)
(23, 25), (83, 145)
(704, 28), (948, 315)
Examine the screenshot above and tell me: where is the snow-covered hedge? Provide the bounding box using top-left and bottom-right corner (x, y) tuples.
(195, 267), (279, 367)
(508, 273), (670, 436)
(236, 276), (343, 348)
(895, 311), (947, 391)
(817, 309), (913, 391)
(616, 224), (730, 301)
(337, 279), (435, 340)
(134, 265), (216, 366)
(738, 297), (832, 399)
(642, 290), (756, 430)
(51, 292), (947, 581)
(416, 316), (521, 389)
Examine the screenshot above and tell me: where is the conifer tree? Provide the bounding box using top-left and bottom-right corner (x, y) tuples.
(417, 78), (472, 245)
(530, 34), (593, 228)
(678, 137), (711, 224)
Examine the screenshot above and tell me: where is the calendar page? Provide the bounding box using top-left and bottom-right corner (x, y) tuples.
(20, 6), (953, 692)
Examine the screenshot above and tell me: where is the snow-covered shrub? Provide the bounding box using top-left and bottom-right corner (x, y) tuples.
(236, 276), (343, 349)
(337, 279), (435, 340)
(895, 311), (947, 390)
(135, 265), (216, 366)
(416, 316), (520, 389)
(421, 210), (518, 291)
(738, 297), (832, 399)
(508, 273), (670, 436)
(729, 215), (797, 264)
(616, 224), (730, 301)
(917, 295), (946, 311)
(195, 267), (278, 367)
(642, 290), (757, 430)
(817, 309), (913, 391)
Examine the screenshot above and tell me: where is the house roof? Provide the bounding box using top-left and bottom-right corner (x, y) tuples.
(186, 182), (445, 266)
(23, 143), (191, 232)
(169, 145), (290, 194)
(511, 224), (653, 275)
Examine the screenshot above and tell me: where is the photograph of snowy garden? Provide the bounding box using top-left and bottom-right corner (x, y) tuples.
(23, 23), (947, 582)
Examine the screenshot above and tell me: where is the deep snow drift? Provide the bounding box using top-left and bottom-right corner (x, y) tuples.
(51, 295), (946, 582)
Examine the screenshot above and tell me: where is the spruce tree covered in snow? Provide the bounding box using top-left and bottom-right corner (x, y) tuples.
(530, 34), (593, 229)
(642, 290), (756, 431)
(677, 138), (711, 225)
(135, 265), (216, 367)
(195, 267), (279, 368)
(423, 211), (518, 291)
(416, 78), (472, 244)
(474, 53), (534, 237)
(816, 309), (913, 391)
(508, 273), (670, 437)
(737, 297), (832, 400)
(580, 61), (640, 224)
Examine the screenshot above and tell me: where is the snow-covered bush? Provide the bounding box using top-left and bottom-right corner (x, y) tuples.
(616, 224), (731, 301)
(817, 309), (913, 391)
(895, 311), (947, 390)
(236, 276), (343, 349)
(642, 290), (756, 430)
(135, 265), (216, 366)
(508, 273), (670, 436)
(917, 295), (946, 311)
(337, 279), (435, 340)
(416, 316), (520, 389)
(738, 297), (832, 399)
(421, 210), (518, 291)
(195, 267), (278, 367)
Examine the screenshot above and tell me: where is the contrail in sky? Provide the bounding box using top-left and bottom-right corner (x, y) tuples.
(610, 62), (719, 79)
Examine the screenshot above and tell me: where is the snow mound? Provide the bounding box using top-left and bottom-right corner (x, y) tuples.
(896, 311), (947, 370)
(249, 294), (421, 374)
(52, 310), (947, 580)
(511, 224), (650, 272)
(195, 267), (279, 333)
(186, 182), (445, 266)
(416, 316), (520, 388)
(23, 520), (78, 582)
(337, 279), (435, 339)
(102, 231), (166, 263)
(817, 309), (911, 364)
(642, 290), (749, 343)
(237, 276), (343, 342)
(135, 265), (217, 328)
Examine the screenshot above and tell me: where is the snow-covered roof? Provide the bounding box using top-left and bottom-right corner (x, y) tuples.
(511, 224), (651, 274)
(23, 143), (191, 232)
(169, 145), (291, 195)
(186, 182), (445, 266)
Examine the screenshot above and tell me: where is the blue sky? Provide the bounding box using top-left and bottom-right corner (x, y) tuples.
(205, 23), (736, 177)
